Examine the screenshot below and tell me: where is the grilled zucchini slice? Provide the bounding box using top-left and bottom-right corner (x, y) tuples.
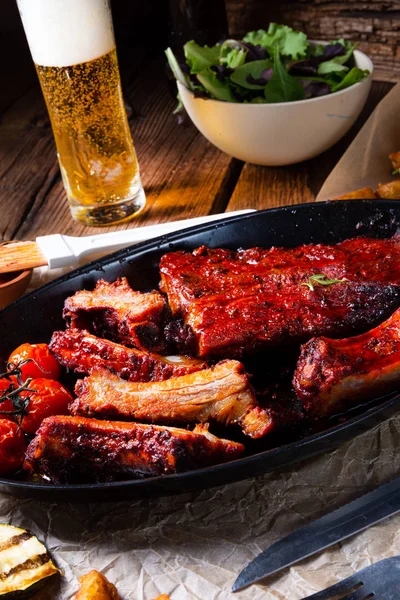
(0, 524), (59, 597)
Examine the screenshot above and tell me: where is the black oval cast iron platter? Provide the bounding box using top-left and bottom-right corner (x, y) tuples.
(0, 199), (399, 502)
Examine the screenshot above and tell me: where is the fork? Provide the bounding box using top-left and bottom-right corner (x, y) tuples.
(301, 556), (400, 599)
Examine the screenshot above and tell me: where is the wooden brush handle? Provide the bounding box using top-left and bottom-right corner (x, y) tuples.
(0, 241), (47, 273)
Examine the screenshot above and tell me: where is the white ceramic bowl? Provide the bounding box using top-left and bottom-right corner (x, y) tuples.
(178, 48), (373, 166)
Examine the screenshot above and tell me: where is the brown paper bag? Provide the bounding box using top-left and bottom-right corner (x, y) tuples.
(316, 82), (400, 201)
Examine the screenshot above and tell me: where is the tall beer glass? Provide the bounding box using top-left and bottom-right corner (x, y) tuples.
(17, 0), (145, 226)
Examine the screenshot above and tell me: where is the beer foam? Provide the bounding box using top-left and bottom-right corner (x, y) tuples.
(17, 0), (115, 67)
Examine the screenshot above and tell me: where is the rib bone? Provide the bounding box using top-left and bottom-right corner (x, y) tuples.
(63, 278), (166, 351)
(24, 416), (245, 483)
(72, 360), (273, 438)
(293, 308), (400, 416)
(49, 329), (206, 382)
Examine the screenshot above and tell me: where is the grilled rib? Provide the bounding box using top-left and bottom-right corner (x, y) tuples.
(160, 238), (400, 357)
(49, 329), (206, 382)
(71, 361), (272, 438)
(24, 416), (245, 483)
(63, 278), (166, 351)
(293, 307), (400, 417)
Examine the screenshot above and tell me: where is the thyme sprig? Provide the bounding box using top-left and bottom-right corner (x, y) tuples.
(0, 359), (38, 427)
(302, 273), (347, 292)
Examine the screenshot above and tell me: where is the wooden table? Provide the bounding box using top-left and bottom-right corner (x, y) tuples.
(0, 61), (399, 600)
(0, 59), (394, 244)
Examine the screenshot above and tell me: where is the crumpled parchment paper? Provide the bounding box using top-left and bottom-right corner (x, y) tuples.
(2, 406), (400, 599)
(316, 82), (400, 201)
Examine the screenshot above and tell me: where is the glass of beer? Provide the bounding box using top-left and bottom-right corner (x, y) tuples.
(16, 0), (145, 226)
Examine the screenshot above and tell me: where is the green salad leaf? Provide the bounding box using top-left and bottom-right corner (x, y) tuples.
(242, 29), (267, 47)
(244, 23), (308, 59)
(279, 27), (308, 59)
(230, 59), (273, 90)
(318, 61), (348, 75)
(331, 67), (370, 92)
(173, 93), (184, 114)
(317, 40), (357, 75)
(225, 48), (247, 69)
(184, 41), (221, 74)
(309, 43), (325, 57)
(196, 70), (238, 102)
(334, 39), (358, 63)
(220, 41), (248, 68)
(265, 46), (305, 102)
(165, 47), (190, 87)
(165, 23), (370, 108)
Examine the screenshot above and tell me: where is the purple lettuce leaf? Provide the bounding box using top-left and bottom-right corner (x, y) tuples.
(290, 42), (346, 76)
(322, 42), (346, 59)
(210, 64), (234, 82)
(241, 42), (269, 61)
(247, 68), (273, 85)
(300, 80), (331, 98)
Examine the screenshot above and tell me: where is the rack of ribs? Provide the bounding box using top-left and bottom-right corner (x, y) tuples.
(24, 416), (245, 483)
(63, 278), (166, 352)
(71, 361), (273, 438)
(293, 307), (400, 417)
(160, 237), (400, 357)
(49, 329), (206, 382)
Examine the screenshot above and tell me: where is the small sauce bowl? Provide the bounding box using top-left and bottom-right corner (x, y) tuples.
(0, 270), (33, 310)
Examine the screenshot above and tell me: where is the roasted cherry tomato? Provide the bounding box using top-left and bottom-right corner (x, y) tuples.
(8, 343), (61, 381)
(0, 378), (17, 422)
(0, 379), (13, 395)
(20, 378), (73, 435)
(0, 419), (27, 475)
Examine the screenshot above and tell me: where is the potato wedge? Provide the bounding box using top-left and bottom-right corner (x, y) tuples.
(376, 180), (400, 199)
(333, 187), (377, 200)
(75, 570), (120, 600)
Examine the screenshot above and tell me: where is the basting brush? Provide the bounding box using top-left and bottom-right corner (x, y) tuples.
(0, 210), (254, 274)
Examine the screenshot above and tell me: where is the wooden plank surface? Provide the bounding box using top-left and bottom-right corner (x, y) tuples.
(0, 55), (394, 243)
(227, 80), (393, 210)
(0, 89), (58, 241)
(226, 164), (313, 211)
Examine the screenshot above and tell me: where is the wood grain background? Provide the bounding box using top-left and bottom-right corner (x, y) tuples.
(226, 0), (400, 82)
(2, 0), (399, 84)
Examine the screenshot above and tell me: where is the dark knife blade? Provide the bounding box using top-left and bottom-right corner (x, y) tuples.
(233, 475), (400, 592)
